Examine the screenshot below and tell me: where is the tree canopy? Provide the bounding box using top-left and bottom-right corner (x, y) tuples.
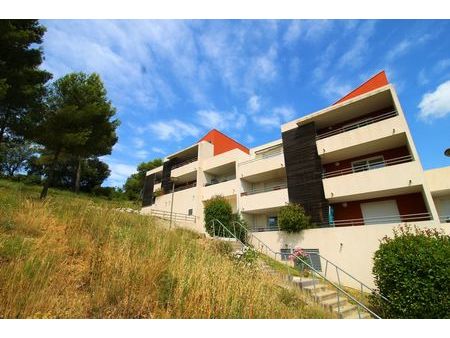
(123, 159), (163, 200)
(0, 20), (52, 144)
(34, 72), (119, 198)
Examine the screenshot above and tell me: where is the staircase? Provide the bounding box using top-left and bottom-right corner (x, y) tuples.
(291, 277), (371, 319)
(209, 219), (388, 319)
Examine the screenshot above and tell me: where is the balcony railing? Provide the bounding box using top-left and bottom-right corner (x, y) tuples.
(241, 182), (287, 196)
(322, 155), (414, 179)
(439, 215), (450, 223)
(323, 212), (432, 227)
(147, 209), (196, 223)
(250, 224), (280, 232)
(171, 157), (197, 170)
(174, 182), (196, 192)
(316, 109), (398, 140)
(238, 149), (283, 167)
(204, 177), (235, 187)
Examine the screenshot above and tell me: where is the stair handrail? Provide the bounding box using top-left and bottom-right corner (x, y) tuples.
(232, 220), (390, 304)
(210, 219), (381, 318)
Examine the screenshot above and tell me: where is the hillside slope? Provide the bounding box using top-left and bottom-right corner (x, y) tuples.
(0, 180), (332, 318)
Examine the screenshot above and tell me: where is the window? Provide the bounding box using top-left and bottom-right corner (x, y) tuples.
(267, 216), (278, 229)
(304, 249), (322, 271)
(352, 156), (385, 173)
(188, 209), (193, 216)
(280, 248), (292, 261)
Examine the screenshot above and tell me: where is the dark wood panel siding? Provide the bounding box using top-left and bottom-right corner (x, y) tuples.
(161, 159), (175, 193)
(282, 122), (329, 225)
(142, 174), (155, 207)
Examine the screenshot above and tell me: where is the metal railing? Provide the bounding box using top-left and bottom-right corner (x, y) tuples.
(204, 177), (236, 187)
(249, 224), (280, 232)
(439, 215), (450, 223)
(322, 155), (414, 179)
(171, 157), (198, 170)
(210, 219), (386, 318)
(174, 182), (196, 192)
(147, 208), (196, 223)
(238, 149), (283, 167)
(324, 212), (432, 227)
(316, 110), (398, 140)
(241, 182), (287, 196)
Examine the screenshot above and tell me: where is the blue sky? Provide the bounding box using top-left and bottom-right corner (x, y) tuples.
(40, 20), (450, 187)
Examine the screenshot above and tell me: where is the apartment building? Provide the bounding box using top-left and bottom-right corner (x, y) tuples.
(142, 71), (448, 230)
(141, 71), (450, 287)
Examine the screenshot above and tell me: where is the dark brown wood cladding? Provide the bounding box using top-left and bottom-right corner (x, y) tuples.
(161, 159), (175, 193)
(282, 122), (329, 225)
(142, 173), (155, 207)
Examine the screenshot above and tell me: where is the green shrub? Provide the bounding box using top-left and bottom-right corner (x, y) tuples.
(371, 225), (450, 318)
(204, 195), (233, 237)
(278, 203), (313, 233)
(231, 212), (249, 243)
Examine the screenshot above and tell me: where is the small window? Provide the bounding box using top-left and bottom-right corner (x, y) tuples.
(267, 216), (278, 229)
(188, 209), (193, 216)
(352, 156), (384, 173)
(280, 248), (292, 261)
(304, 249), (322, 271)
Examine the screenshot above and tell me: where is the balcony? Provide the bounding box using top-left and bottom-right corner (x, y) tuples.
(322, 155), (413, 179)
(316, 111), (405, 158)
(171, 157), (198, 177)
(239, 150), (285, 179)
(322, 161), (423, 202)
(322, 212), (432, 227)
(241, 182), (287, 196)
(240, 187), (288, 212)
(202, 179), (237, 200)
(174, 181), (197, 192)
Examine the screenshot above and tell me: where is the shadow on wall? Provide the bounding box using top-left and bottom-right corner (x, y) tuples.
(277, 230), (306, 249)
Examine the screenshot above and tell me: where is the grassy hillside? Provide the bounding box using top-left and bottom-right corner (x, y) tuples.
(0, 179), (332, 318)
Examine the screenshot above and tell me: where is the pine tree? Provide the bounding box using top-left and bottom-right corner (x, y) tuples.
(35, 72), (119, 199)
(0, 20), (52, 144)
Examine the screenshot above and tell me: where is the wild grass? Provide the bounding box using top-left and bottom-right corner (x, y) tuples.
(0, 179), (332, 318)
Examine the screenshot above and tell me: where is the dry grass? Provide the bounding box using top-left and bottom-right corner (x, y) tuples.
(0, 180), (332, 319)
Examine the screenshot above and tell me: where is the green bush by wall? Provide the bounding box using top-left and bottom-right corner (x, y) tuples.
(371, 225), (450, 318)
(278, 203), (314, 233)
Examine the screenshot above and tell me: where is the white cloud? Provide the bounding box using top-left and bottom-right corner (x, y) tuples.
(132, 137), (145, 149)
(135, 150), (149, 160)
(386, 39), (412, 62)
(418, 80), (450, 121)
(338, 20), (376, 69)
(196, 109), (247, 131)
(283, 20), (333, 46)
(434, 58), (450, 73)
(151, 147), (166, 155)
(104, 160), (137, 187)
(247, 95), (261, 113)
(254, 105), (296, 129)
(147, 120), (201, 141)
(417, 69), (429, 86)
(321, 77), (352, 101)
(283, 21), (302, 45)
(245, 134), (255, 144)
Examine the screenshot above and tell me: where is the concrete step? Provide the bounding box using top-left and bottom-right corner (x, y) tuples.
(342, 310), (372, 319)
(333, 303), (358, 318)
(313, 290), (338, 302)
(321, 296), (348, 310)
(301, 283), (329, 294)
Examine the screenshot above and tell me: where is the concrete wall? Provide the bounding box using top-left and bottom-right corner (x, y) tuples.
(251, 221), (450, 289)
(425, 166), (450, 195)
(323, 161), (424, 201)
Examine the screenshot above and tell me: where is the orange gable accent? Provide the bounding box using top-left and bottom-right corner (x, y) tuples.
(199, 129), (249, 156)
(333, 71), (389, 105)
